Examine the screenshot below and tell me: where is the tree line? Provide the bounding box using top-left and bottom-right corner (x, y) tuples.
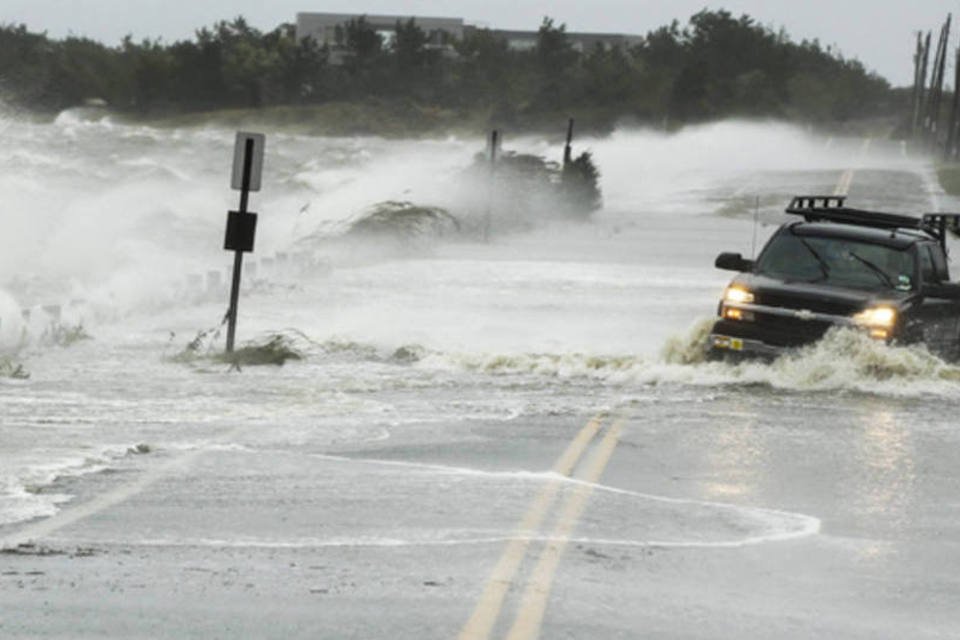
(0, 10), (896, 127)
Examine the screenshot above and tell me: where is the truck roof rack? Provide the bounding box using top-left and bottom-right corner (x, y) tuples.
(785, 195), (924, 230)
(785, 195), (960, 251)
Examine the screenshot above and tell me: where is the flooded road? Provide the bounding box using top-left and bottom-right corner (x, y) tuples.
(1, 113), (959, 638)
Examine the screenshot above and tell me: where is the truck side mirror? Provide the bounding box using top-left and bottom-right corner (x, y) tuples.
(921, 282), (960, 300)
(715, 252), (754, 272)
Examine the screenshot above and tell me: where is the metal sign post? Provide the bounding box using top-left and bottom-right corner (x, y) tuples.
(224, 131), (265, 354)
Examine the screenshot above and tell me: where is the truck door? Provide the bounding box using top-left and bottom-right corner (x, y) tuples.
(916, 243), (960, 359)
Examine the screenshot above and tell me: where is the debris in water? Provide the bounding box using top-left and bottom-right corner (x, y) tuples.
(0, 543), (65, 557)
(0, 543), (98, 558)
(391, 344), (426, 364)
(217, 334), (304, 367)
(172, 329), (307, 368)
(169, 327), (221, 364)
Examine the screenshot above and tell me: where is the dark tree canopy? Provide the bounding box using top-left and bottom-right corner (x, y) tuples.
(0, 10), (894, 127)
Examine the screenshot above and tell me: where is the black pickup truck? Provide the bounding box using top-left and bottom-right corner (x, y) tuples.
(709, 196), (960, 361)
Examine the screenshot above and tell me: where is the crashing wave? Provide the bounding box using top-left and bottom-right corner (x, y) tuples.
(53, 105), (113, 128)
(290, 139), (602, 250)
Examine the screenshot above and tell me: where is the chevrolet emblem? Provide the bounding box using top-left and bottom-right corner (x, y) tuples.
(795, 309), (815, 321)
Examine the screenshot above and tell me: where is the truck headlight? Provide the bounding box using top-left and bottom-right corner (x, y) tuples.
(724, 286), (755, 304)
(723, 307), (755, 321)
(853, 306), (897, 339)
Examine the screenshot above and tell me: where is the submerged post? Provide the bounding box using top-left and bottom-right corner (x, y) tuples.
(484, 129), (499, 242)
(563, 118), (575, 167)
(224, 131), (265, 354)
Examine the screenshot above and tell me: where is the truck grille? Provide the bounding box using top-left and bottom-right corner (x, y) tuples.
(755, 291), (861, 316)
(751, 312), (833, 346)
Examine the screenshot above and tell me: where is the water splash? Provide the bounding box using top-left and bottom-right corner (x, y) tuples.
(178, 323), (960, 398)
(661, 317), (716, 365)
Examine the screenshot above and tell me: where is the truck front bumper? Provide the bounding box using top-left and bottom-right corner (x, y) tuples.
(707, 333), (787, 360)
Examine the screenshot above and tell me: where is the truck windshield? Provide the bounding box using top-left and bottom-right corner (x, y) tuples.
(755, 231), (915, 291)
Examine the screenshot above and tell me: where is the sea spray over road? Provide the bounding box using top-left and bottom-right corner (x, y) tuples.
(0, 289), (24, 353)
(0, 115), (894, 321)
(2, 109), (955, 399)
(584, 121), (923, 225)
(1, 112), (482, 321)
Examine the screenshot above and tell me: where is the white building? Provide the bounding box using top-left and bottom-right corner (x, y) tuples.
(294, 12), (642, 62)
(296, 13), (465, 48)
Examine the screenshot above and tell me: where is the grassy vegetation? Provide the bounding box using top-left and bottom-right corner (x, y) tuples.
(44, 323), (92, 347)
(0, 357), (29, 379)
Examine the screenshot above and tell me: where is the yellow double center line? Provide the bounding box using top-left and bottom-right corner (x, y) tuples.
(459, 414), (623, 640)
(834, 170), (854, 196)
(834, 137), (871, 196)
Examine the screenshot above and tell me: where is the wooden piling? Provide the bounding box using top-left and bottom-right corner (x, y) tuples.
(933, 17), (952, 144)
(912, 32), (926, 138)
(917, 31), (932, 139)
(946, 48), (960, 159)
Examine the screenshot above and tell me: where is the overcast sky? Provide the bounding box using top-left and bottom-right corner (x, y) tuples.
(1, 1), (957, 86)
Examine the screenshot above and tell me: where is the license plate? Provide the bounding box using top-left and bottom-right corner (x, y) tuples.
(730, 338), (744, 351)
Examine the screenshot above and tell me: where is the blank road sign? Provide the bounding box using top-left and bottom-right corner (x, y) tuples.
(231, 132), (265, 191)
(224, 211), (258, 253)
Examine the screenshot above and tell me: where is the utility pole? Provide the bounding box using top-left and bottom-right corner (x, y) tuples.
(912, 32), (926, 138)
(926, 16), (951, 147)
(947, 48), (960, 160)
(917, 31), (932, 139)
